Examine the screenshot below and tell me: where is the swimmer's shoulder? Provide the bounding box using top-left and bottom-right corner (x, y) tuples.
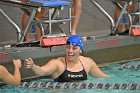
(80, 56), (96, 64)
(48, 57), (65, 64)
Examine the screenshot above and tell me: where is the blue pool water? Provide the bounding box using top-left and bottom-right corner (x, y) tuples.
(0, 59), (140, 93)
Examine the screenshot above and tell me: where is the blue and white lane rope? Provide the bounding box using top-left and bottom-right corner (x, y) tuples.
(18, 81), (140, 90)
(115, 64), (140, 69)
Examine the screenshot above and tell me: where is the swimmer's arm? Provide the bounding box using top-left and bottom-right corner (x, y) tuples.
(89, 59), (110, 78)
(0, 65), (21, 86)
(32, 59), (58, 76)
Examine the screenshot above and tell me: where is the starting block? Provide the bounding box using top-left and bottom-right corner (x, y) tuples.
(130, 26), (140, 36)
(41, 34), (67, 47)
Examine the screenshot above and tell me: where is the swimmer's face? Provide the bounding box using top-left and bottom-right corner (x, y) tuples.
(66, 44), (80, 60)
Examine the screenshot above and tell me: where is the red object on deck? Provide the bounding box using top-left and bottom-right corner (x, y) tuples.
(131, 28), (140, 36)
(41, 36), (67, 46)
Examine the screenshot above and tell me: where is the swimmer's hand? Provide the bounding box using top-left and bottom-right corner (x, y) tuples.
(24, 58), (34, 69)
(13, 59), (21, 68)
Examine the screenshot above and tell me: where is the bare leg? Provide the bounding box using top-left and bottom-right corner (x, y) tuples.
(71, 0), (82, 35)
(125, 1), (136, 31)
(114, 1), (136, 33)
(22, 13), (31, 42)
(114, 4), (123, 33)
(34, 9), (45, 41)
(22, 9), (45, 42)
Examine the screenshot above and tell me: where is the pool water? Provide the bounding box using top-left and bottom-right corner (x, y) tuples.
(0, 59), (140, 93)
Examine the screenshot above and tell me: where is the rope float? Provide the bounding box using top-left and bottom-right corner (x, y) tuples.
(115, 64), (140, 69)
(18, 81), (140, 90)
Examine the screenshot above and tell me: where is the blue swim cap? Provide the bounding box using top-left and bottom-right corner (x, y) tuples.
(66, 35), (83, 50)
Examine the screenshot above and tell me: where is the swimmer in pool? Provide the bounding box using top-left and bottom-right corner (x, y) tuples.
(24, 35), (110, 82)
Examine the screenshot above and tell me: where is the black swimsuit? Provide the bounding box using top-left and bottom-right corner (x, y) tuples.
(54, 59), (87, 82)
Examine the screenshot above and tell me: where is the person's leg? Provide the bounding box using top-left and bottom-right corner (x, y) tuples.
(22, 9), (45, 42)
(22, 13), (31, 42)
(71, 0), (82, 35)
(125, 1), (136, 31)
(114, 7), (123, 33)
(34, 9), (45, 41)
(114, 2), (126, 33)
